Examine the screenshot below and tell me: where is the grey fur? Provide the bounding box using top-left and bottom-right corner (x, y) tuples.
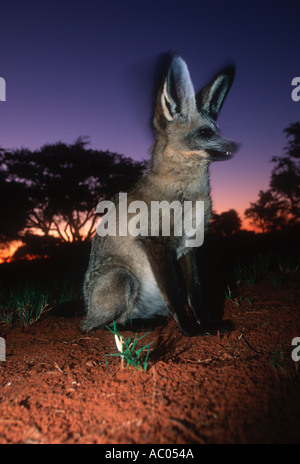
(81, 56), (239, 335)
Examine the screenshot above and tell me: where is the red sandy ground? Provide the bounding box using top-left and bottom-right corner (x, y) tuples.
(0, 272), (300, 444)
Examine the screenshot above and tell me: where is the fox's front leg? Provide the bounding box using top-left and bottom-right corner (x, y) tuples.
(142, 238), (194, 336)
(180, 250), (235, 335)
(179, 250), (210, 326)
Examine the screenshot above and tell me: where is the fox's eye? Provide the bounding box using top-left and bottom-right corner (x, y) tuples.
(199, 128), (214, 138)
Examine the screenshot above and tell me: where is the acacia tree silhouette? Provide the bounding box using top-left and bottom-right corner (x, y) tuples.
(245, 123), (300, 232)
(0, 148), (28, 243)
(270, 123), (300, 222)
(211, 209), (242, 236)
(4, 138), (146, 244)
(244, 190), (285, 233)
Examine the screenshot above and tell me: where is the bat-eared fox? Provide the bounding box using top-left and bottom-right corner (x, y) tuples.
(81, 55), (239, 336)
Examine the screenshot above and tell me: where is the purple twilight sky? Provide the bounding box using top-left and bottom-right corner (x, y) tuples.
(1, 0), (300, 229)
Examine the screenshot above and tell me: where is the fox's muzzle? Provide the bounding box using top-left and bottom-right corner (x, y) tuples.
(207, 140), (239, 161)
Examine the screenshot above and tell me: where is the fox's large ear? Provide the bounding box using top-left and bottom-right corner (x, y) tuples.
(197, 66), (235, 120)
(155, 56), (196, 128)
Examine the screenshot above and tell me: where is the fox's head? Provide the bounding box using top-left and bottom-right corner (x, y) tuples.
(153, 56), (239, 163)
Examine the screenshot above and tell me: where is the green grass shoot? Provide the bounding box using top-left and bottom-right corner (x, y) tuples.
(106, 321), (152, 372)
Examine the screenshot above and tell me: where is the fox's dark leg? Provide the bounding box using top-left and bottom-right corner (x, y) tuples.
(179, 250), (210, 325)
(180, 250), (235, 335)
(142, 238), (193, 336)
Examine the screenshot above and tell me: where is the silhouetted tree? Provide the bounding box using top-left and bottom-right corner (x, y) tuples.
(245, 123), (300, 231)
(244, 189), (285, 233)
(0, 149), (29, 242)
(270, 123), (300, 223)
(211, 209), (242, 236)
(4, 138), (146, 243)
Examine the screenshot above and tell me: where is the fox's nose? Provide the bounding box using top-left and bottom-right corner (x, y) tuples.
(227, 141), (240, 156)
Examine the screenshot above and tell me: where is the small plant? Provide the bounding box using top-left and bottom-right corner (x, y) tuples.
(0, 308), (14, 325)
(56, 281), (77, 304)
(271, 346), (289, 376)
(0, 279), (80, 326)
(106, 321), (152, 371)
(0, 283), (13, 324)
(225, 285), (240, 306)
(233, 260), (243, 286)
(245, 296), (255, 305)
(234, 253), (271, 286)
(12, 284), (51, 327)
(278, 255), (299, 275)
